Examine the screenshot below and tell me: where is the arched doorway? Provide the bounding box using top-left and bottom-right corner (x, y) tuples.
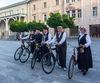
(0, 20), (6, 38)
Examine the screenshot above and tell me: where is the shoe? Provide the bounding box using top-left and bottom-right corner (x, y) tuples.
(83, 71), (86, 75)
(64, 68), (66, 71)
(59, 66), (62, 69)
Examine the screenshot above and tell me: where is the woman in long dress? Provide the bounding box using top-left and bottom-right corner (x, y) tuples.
(78, 27), (93, 75)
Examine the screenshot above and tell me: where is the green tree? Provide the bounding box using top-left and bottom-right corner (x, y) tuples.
(47, 12), (76, 32)
(9, 20), (19, 32)
(27, 21), (47, 32)
(62, 14), (75, 28)
(10, 20), (28, 32)
(47, 12), (63, 29)
(18, 20), (28, 32)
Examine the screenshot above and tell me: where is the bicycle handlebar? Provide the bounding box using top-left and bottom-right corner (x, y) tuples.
(68, 43), (82, 49)
(46, 44), (59, 50)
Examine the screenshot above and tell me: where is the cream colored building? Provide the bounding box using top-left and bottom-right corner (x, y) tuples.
(29, 0), (65, 36)
(0, 0), (100, 39)
(0, 0), (30, 39)
(66, 0), (100, 37)
(30, 0), (100, 37)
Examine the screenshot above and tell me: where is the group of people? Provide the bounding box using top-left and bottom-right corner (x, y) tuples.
(21, 26), (67, 71)
(21, 26), (93, 75)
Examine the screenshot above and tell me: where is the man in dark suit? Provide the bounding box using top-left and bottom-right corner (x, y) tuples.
(34, 29), (42, 62)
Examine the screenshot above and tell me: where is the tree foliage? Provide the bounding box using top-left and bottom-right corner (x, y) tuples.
(27, 21), (47, 32)
(10, 20), (47, 32)
(47, 13), (63, 29)
(47, 12), (75, 29)
(10, 20), (28, 32)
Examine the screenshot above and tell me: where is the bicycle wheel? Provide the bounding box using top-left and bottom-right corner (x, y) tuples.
(19, 48), (30, 63)
(14, 47), (23, 60)
(31, 51), (37, 69)
(56, 53), (60, 66)
(41, 52), (55, 74)
(68, 56), (75, 79)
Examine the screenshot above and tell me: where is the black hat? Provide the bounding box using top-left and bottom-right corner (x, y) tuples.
(36, 28), (40, 31)
(30, 29), (33, 31)
(43, 27), (48, 30)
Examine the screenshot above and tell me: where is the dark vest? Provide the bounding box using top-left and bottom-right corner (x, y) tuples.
(78, 34), (87, 45)
(42, 33), (49, 41)
(34, 33), (42, 43)
(29, 34), (34, 40)
(56, 32), (66, 46)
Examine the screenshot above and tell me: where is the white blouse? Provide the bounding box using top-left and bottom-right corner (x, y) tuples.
(49, 32), (66, 44)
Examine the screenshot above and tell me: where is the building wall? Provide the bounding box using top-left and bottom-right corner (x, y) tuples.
(65, 0), (100, 36)
(29, 0), (64, 36)
(0, 0), (100, 38)
(0, 1), (29, 38)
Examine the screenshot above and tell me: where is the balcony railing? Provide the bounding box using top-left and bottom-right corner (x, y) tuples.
(0, 13), (27, 19)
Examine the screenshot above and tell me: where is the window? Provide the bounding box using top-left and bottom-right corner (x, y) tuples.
(12, 10), (13, 15)
(56, 0), (59, 5)
(21, 9), (24, 13)
(33, 5), (36, 10)
(72, 0), (75, 2)
(44, 14), (47, 22)
(9, 12), (11, 15)
(44, 2), (46, 8)
(66, 0), (69, 3)
(78, 9), (81, 18)
(67, 11), (70, 18)
(33, 15), (36, 21)
(17, 10), (19, 14)
(5, 13), (6, 16)
(72, 10), (75, 17)
(77, 0), (81, 1)
(54, 10), (59, 13)
(93, 7), (97, 16)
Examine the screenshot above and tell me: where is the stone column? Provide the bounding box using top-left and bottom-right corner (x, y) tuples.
(91, 0), (93, 21)
(70, 11), (72, 17)
(81, 0), (83, 21)
(19, 16), (21, 21)
(97, 0), (99, 20)
(4, 19), (9, 39)
(76, 10), (78, 18)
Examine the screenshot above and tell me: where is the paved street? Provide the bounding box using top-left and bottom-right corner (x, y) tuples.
(0, 38), (100, 83)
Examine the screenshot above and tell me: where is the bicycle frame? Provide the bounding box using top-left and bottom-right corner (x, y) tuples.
(46, 44), (59, 62)
(68, 43), (79, 65)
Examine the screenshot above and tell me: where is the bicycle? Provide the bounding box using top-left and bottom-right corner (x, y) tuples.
(41, 44), (60, 74)
(68, 43), (82, 79)
(19, 40), (32, 63)
(31, 43), (41, 69)
(14, 40), (25, 61)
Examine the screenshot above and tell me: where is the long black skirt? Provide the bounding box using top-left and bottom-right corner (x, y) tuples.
(78, 46), (93, 70)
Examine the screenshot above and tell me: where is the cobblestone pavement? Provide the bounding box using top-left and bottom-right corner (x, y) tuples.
(0, 38), (100, 83)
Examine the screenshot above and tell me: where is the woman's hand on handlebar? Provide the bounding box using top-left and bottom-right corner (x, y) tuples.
(82, 45), (85, 48)
(57, 43), (60, 46)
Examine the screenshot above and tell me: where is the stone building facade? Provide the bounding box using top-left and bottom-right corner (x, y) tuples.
(0, 0), (100, 38)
